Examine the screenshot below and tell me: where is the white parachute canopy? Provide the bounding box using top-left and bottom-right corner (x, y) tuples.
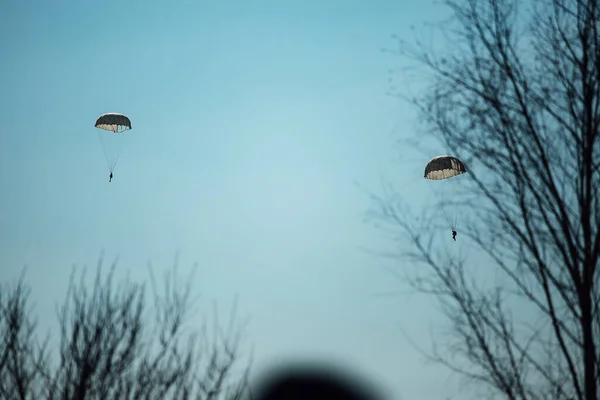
(94, 113), (132, 173)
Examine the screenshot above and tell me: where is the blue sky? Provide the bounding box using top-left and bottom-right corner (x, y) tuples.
(1, 1), (464, 398)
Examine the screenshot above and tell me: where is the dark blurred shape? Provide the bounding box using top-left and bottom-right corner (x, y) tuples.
(251, 362), (384, 400)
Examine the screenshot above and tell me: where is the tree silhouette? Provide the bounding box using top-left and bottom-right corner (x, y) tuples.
(0, 260), (250, 400)
(372, 0), (600, 399)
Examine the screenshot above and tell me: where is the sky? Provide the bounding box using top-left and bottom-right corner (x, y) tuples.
(1, 1), (467, 398)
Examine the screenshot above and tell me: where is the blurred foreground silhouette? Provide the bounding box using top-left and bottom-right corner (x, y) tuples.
(250, 363), (384, 400)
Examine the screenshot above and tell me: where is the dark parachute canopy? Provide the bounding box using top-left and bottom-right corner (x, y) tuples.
(424, 155), (467, 230)
(95, 113), (132, 133)
(424, 155), (466, 180)
(94, 113), (132, 174)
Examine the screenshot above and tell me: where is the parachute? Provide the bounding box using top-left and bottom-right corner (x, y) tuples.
(94, 113), (132, 174)
(424, 155), (467, 230)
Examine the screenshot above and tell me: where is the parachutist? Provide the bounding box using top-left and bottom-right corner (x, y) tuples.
(94, 113), (132, 183)
(424, 155), (467, 240)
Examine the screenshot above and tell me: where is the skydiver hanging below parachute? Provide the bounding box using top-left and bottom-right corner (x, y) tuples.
(94, 113), (132, 182)
(424, 155), (467, 241)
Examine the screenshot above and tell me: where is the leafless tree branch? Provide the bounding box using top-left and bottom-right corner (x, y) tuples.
(0, 258), (251, 400)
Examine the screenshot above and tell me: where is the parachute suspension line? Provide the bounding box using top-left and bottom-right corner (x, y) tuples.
(96, 126), (127, 174)
(97, 131), (112, 172)
(451, 176), (459, 231)
(110, 134), (125, 173)
(427, 181), (455, 231)
(109, 127), (123, 173)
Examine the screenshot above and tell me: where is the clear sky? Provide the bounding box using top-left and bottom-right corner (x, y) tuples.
(1, 1), (464, 398)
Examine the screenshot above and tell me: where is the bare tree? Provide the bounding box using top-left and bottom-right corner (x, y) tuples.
(0, 259), (250, 400)
(372, 0), (600, 399)
(0, 271), (50, 400)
